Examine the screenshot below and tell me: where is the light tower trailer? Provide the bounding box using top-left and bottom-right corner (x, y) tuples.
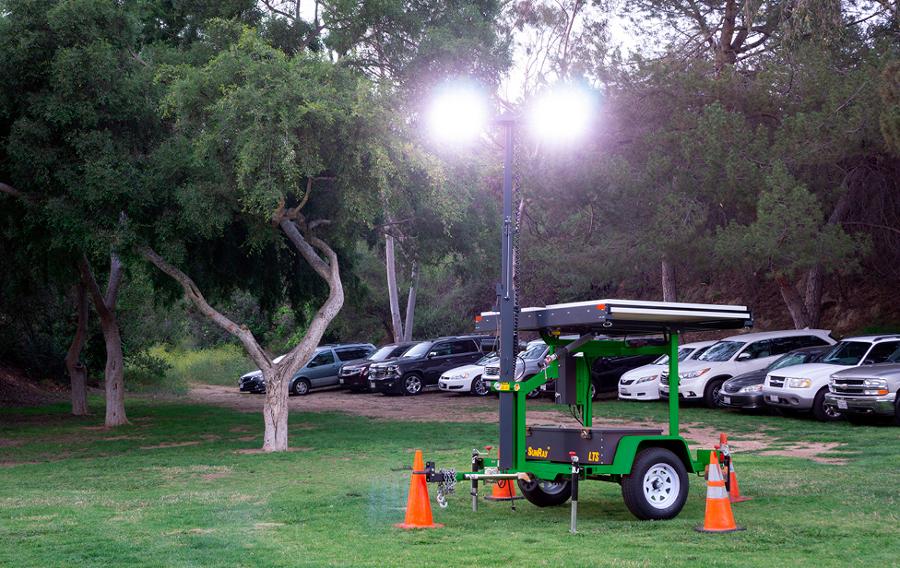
(422, 299), (752, 523)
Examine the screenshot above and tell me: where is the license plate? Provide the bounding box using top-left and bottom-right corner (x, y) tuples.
(369, 381), (375, 389)
(722, 396), (731, 405)
(767, 395), (779, 402)
(339, 379), (344, 384)
(837, 399), (848, 410)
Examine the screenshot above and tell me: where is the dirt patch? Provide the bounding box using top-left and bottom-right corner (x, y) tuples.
(0, 438), (23, 448)
(100, 436), (142, 442)
(165, 528), (216, 536)
(758, 442), (850, 464)
(0, 460), (40, 468)
(234, 446), (313, 455)
(236, 435), (257, 442)
(253, 522), (284, 529)
(200, 472), (230, 481)
(228, 426), (252, 433)
(139, 441), (201, 450)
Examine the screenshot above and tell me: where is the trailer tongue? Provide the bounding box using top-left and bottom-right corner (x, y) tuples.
(423, 299), (752, 525)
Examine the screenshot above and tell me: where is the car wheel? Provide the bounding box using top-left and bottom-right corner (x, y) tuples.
(292, 378), (311, 396)
(894, 395), (900, 426)
(621, 447), (688, 520)
(471, 376), (489, 397)
(525, 377), (541, 399)
(812, 388), (842, 422)
(402, 373), (423, 396)
(590, 381), (597, 401)
(517, 477), (571, 507)
(703, 379), (725, 408)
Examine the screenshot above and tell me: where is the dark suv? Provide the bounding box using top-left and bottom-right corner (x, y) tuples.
(369, 336), (495, 395)
(338, 342), (417, 391)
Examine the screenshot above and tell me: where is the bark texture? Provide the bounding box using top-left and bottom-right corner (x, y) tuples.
(385, 232), (403, 342)
(79, 254), (127, 427)
(65, 280), (90, 416)
(403, 261), (418, 342)
(661, 259), (678, 302)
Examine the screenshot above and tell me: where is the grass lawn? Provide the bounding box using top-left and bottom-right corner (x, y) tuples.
(1, 397), (898, 567)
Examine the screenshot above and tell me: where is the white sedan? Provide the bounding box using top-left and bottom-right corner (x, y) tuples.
(618, 341), (715, 401)
(438, 355), (497, 396)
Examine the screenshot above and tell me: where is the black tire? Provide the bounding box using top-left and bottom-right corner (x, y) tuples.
(894, 395), (900, 426)
(621, 447), (689, 520)
(517, 477), (572, 507)
(812, 388), (842, 422)
(471, 376), (489, 397)
(402, 373), (423, 396)
(590, 381), (597, 401)
(703, 378), (726, 408)
(292, 378), (311, 396)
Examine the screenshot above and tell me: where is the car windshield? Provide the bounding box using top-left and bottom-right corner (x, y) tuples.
(767, 352), (810, 372)
(698, 341), (745, 362)
(477, 354), (498, 365)
(401, 341), (433, 359)
(821, 341), (870, 366)
(520, 343), (546, 360)
(653, 346), (697, 365)
(370, 345), (399, 362)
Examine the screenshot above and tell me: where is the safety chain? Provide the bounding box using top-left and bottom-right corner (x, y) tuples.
(435, 468), (456, 508)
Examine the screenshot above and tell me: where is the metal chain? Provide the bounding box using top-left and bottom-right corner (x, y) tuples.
(435, 468), (456, 508)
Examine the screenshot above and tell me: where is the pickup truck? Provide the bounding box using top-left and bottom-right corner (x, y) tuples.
(824, 362), (900, 424)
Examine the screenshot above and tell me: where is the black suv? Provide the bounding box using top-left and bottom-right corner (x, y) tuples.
(338, 342), (417, 392)
(369, 336), (495, 395)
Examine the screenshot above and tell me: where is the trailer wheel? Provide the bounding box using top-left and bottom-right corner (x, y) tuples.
(517, 477), (571, 507)
(621, 447), (688, 520)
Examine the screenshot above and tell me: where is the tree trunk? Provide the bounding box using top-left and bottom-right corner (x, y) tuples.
(403, 261), (418, 341)
(66, 281), (90, 416)
(385, 232), (403, 343)
(803, 264), (825, 328)
(775, 274), (811, 329)
(79, 253), (128, 427)
(661, 259), (677, 302)
(142, 213), (345, 453)
(262, 366), (290, 451)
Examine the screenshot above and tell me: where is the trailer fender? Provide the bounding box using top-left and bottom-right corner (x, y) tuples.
(610, 436), (696, 475)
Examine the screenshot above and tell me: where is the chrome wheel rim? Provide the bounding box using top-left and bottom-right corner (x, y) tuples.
(405, 376), (422, 394)
(295, 381), (308, 395)
(473, 378), (488, 396)
(643, 463), (680, 510)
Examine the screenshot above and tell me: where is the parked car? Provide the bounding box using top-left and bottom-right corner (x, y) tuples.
(368, 335), (494, 395)
(660, 329), (836, 408)
(764, 335), (900, 421)
(482, 339), (549, 399)
(438, 353), (498, 396)
(718, 345), (830, 411)
(824, 353), (900, 425)
(238, 343), (376, 395)
(618, 341), (715, 401)
(338, 342), (417, 392)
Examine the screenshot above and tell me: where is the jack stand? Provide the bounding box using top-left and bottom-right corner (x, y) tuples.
(471, 449), (482, 512)
(569, 452), (580, 534)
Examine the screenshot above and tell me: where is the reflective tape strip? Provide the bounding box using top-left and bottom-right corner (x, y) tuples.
(707, 484), (729, 500)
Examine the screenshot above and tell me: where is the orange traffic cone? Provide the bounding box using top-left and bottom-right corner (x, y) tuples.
(727, 459), (752, 503)
(395, 450), (443, 529)
(718, 433), (751, 503)
(695, 451), (744, 533)
(484, 478), (523, 501)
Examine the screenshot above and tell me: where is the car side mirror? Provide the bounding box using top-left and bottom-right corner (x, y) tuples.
(736, 352), (751, 361)
(427, 351), (437, 359)
(863, 359), (875, 365)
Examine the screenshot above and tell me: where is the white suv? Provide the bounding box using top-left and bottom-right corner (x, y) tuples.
(763, 335), (900, 421)
(659, 329), (836, 407)
(618, 341), (715, 401)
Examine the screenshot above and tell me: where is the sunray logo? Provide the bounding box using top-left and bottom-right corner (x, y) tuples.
(527, 446), (549, 459)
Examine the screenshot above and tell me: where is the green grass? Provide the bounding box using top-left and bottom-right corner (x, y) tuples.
(0, 398), (898, 567)
(136, 345), (255, 392)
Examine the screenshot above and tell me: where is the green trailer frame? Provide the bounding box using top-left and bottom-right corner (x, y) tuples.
(423, 299), (755, 521)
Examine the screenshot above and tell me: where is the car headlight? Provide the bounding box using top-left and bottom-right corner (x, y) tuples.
(635, 375), (658, 384)
(738, 384), (763, 393)
(386, 365), (400, 375)
(679, 368), (710, 381)
(864, 378), (887, 388)
(786, 378), (812, 388)
(361, 367), (369, 376)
